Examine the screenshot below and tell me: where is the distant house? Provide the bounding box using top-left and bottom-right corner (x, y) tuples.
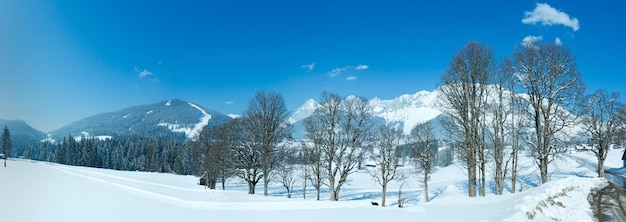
(0, 153), (4, 159)
(198, 173), (207, 186)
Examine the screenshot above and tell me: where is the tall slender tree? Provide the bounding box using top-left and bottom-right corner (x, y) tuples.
(242, 91), (292, 196)
(369, 125), (402, 206)
(437, 41), (494, 197)
(304, 92), (372, 201)
(510, 40), (584, 184)
(411, 121), (436, 202)
(2, 126), (11, 167)
(579, 90), (624, 177)
(486, 67), (517, 195)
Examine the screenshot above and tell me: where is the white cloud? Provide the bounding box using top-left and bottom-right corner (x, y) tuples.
(225, 101), (234, 105)
(555, 37), (562, 45)
(354, 64), (369, 70)
(346, 76), (358, 81)
(521, 35), (543, 48)
(327, 64), (368, 77)
(135, 66), (159, 83)
(522, 3), (580, 31)
(328, 67), (347, 77)
(300, 63), (315, 72)
(138, 69), (153, 78)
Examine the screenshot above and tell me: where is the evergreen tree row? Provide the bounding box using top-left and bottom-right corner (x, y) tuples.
(23, 135), (204, 176)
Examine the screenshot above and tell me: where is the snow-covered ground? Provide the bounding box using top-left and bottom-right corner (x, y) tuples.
(1, 148), (622, 222)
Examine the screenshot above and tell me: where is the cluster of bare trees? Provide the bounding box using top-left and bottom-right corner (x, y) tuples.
(192, 39), (626, 203)
(303, 92), (373, 201)
(196, 91), (292, 194)
(438, 39), (625, 197)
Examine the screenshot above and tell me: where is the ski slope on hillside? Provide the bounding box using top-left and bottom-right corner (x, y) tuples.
(0, 148), (621, 222)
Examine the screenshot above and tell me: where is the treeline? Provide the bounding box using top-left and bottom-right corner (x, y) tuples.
(24, 135), (202, 175)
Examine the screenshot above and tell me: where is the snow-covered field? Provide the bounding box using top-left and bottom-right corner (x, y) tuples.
(1, 148), (621, 222)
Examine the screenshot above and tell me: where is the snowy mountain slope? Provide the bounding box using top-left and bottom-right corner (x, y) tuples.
(48, 99), (231, 141)
(0, 119), (47, 156)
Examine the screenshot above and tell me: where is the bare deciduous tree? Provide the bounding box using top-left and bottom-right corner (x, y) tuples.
(277, 150), (299, 198)
(510, 40), (584, 184)
(243, 91), (292, 196)
(301, 140), (324, 201)
(579, 90), (624, 177)
(368, 125), (402, 207)
(227, 118), (262, 194)
(197, 125), (220, 189)
(304, 92), (372, 201)
(502, 58), (525, 193)
(488, 69), (515, 195)
(411, 121), (436, 202)
(437, 41), (494, 197)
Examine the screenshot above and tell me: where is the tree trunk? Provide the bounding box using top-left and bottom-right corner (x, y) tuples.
(480, 155), (486, 197)
(511, 140), (518, 193)
(424, 172), (429, 202)
(468, 162), (477, 197)
(302, 166), (307, 199)
(263, 176), (269, 196)
(598, 157), (605, 178)
(329, 170), (337, 201)
(381, 183), (387, 207)
(495, 164), (503, 195)
(221, 175), (226, 190)
(316, 187), (320, 201)
(287, 187), (292, 198)
(540, 154), (549, 184)
(248, 181), (256, 194)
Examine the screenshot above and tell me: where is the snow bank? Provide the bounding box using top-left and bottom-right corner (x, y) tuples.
(503, 177), (605, 221)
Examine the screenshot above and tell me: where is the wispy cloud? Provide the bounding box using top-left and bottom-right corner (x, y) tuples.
(135, 66), (159, 83)
(522, 3), (580, 31)
(346, 76), (358, 81)
(328, 67), (348, 77)
(327, 64), (369, 78)
(138, 69), (153, 78)
(354, 64), (369, 70)
(521, 35), (543, 47)
(300, 63), (315, 72)
(521, 35), (563, 47)
(225, 101), (235, 105)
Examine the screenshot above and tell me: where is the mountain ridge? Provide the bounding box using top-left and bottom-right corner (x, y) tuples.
(288, 90), (444, 137)
(47, 98), (231, 141)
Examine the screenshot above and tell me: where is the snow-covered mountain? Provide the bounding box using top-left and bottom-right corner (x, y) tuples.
(48, 99), (231, 141)
(288, 99), (319, 124)
(288, 88), (586, 142)
(289, 90), (444, 138)
(369, 90), (441, 134)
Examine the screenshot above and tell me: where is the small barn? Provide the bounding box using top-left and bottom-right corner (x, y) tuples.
(198, 173), (207, 186)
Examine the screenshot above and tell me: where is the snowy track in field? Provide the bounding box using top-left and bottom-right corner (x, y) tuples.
(45, 162), (357, 211)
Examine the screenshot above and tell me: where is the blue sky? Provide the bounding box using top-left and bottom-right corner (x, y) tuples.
(1, 0), (625, 132)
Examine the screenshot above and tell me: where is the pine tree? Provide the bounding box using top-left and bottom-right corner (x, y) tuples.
(2, 126), (12, 167)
